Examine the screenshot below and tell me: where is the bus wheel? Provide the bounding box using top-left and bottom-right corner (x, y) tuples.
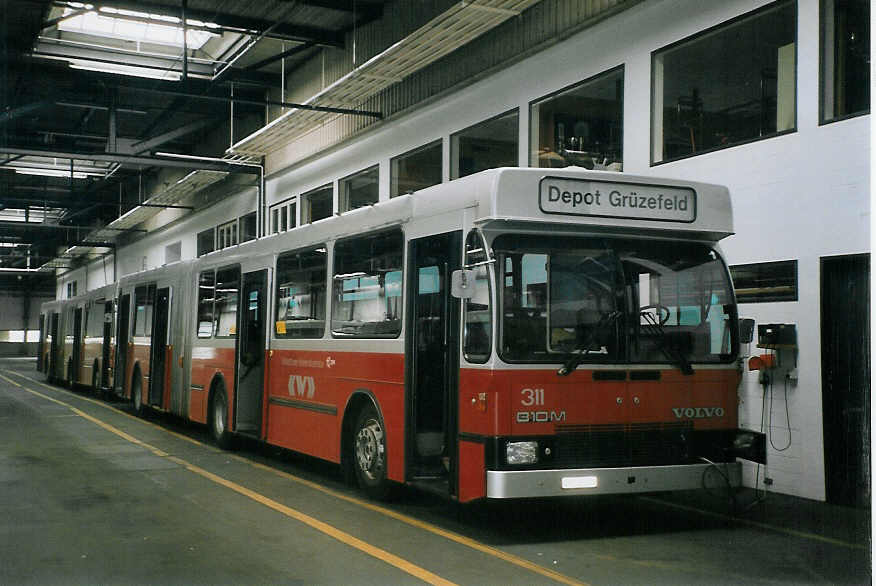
(353, 404), (394, 500)
(131, 374), (144, 416)
(209, 384), (234, 450)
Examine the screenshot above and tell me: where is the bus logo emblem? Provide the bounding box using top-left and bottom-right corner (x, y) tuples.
(672, 406), (724, 419)
(288, 375), (315, 399)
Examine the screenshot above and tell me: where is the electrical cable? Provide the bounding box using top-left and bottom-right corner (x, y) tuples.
(769, 371), (793, 451)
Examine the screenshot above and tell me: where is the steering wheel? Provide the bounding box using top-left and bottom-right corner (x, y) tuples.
(639, 304), (671, 326)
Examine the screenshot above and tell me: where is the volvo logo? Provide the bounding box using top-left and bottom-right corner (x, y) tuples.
(672, 406), (725, 419)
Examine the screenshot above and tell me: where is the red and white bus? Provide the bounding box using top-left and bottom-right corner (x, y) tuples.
(40, 167), (765, 501)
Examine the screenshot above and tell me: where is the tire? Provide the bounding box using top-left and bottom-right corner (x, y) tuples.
(209, 384), (234, 450)
(352, 404), (395, 500)
(131, 372), (144, 416)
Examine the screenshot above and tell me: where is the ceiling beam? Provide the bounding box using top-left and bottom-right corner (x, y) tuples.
(129, 118), (212, 154)
(1, 101), (50, 124)
(0, 146), (260, 174)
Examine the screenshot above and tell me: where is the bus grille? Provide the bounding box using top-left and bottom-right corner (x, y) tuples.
(553, 422), (696, 468)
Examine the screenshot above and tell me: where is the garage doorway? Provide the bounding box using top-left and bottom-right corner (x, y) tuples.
(821, 253), (870, 507)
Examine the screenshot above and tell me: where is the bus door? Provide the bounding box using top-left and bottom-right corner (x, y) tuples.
(406, 231), (461, 494)
(100, 300), (114, 389)
(115, 294), (130, 394)
(37, 314), (45, 372)
(48, 312), (59, 379)
(71, 307), (83, 383)
(235, 269), (267, 436)
(149, 287), (170, 407)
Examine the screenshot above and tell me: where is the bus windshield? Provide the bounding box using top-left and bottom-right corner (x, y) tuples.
(494, 234), (736, 366)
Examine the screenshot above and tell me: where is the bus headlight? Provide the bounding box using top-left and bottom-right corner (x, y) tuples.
(506, 441), (538, 465)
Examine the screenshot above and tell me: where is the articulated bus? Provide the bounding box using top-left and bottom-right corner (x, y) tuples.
(40, 285), (116, 391)
(39, 168), (766, 502)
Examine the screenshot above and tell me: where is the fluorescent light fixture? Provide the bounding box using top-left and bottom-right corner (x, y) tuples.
(14, 168), (90, 179)
(10, 165), (105, 178)
(69, 60), (182, 81)
(561, 476), (599, 489)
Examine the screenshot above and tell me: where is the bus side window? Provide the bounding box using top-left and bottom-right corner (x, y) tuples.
(331, 229), (403, 338)
(197, 270), (215, 338)
(275, 246), (327, 339)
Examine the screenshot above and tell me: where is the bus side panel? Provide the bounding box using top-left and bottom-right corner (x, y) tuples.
(266, 349), (405, 481)
(80, 339), (100, 387)
(458, 440), (487, 502)
(189, 345), (236, 424)
(162, 345), (173, 409)
(130, 342), (150, 399)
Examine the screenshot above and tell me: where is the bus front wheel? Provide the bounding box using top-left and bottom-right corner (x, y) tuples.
(353, 404), (394, 500)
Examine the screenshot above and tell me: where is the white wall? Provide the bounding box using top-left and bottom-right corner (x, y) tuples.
(60, 0), (868, 501)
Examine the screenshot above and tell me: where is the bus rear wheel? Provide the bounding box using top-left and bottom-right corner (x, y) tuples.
(353, 404), (394, 500)
(209, 384), (234, 450)
(131, 373), (144, 416)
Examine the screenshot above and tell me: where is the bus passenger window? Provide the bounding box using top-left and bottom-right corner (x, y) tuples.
(215, 267), (240, 338)
(332, 229), (403, 338)
(275, 247), (327, 338)
(197, 270), (215, 338)
(133, 285), (154, 337)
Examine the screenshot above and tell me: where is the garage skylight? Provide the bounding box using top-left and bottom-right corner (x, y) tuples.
(58, 4), (218, 50)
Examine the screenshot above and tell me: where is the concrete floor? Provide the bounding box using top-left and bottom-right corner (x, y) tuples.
(0, 357), (869, 585)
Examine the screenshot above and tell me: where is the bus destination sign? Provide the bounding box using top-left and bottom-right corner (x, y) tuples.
(539, 177), (696, 223)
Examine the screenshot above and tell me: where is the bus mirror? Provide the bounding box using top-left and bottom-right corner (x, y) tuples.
(451, 269), (475, 299)
(739, 318), (755, 344)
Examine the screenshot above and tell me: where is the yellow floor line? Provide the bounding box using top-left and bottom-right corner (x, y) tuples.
(0, 372), (454, 586)
(6, 369), (588, 586)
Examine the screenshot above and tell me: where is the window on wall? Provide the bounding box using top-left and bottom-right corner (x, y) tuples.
(217, 220), (238, 250)
(391, 141), (442, 197)
(652, 1), (797, 164)
(271, 208), (280, 234)
(821, 0), (870, 122)
(530, 67), (624, 171)
(332, 229), (403, 338)
(66, 281), (78, 298)
(340, 166), (379, 212)
(197, 227), (215, 257)
(240, 211), (257, 242)
(301, 184), (333, 224)
(730, 260), (798, 303)
(275, 246), (327, 338)
(165, 241), (181, 264)
(451, 109), (519, 179)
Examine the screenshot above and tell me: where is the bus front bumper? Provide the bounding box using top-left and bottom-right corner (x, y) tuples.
(486, 462), (741, 499)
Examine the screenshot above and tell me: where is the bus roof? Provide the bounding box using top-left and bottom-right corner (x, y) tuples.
(415, 167), (733, 241)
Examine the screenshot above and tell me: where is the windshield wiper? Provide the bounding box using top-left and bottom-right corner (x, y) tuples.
(639, 310), (694, 375)
(557, 311), (622, 376)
